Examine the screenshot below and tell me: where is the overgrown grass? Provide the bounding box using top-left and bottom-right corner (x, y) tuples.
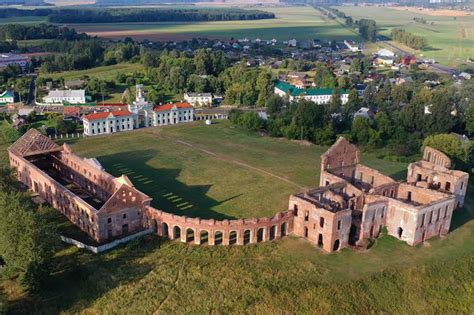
(1, 121), (472, 313)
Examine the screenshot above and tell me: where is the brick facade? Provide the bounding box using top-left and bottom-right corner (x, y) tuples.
(290, 137), (468, 253)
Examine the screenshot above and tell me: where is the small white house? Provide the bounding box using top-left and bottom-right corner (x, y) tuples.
(44, 89), (86, 104)
(376, 49), (395, 66)
(152, 102), (194, 126)
(184, 92), (213, 107)
(344, 40), (360, 52)
(82, 110), (134, 136)
(288, 39), (297, 47)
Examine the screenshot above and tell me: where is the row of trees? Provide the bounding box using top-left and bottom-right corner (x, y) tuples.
(0, 24), (89, 41)
(391, 28), (427, 50)
(48, 8), (275, 23)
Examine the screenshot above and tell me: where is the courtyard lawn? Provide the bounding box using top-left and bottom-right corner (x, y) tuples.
(338, 5), (474, 67)
(0, 121), (473, 313)
(62, 121), (407, 219)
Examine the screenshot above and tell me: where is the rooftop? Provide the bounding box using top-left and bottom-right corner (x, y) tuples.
(154, 102), (193, 112)
(83, 110), (132, 121)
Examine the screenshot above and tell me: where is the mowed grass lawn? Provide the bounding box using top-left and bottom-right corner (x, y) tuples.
(69, 6), (360, 42)
(1, 121), (473, 313)
(338, 6), (474, 67)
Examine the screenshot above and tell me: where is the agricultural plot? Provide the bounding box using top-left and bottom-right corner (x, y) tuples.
(68, 6), (360, 42)
(0, 121), (473, 313)
(338, 5), (474, 67)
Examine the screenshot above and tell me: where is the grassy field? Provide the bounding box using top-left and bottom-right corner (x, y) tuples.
(64, 6), (359, 42)
(1, 121), (473, 313)
(338, 5), (474, 67)
(40, 63), (145, 103)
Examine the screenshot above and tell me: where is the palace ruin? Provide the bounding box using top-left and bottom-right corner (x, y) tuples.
(8, 130), (469, 252)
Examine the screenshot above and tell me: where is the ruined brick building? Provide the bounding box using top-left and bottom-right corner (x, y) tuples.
(290, 137), (469, 252)
(8, 131), (469, 252)
(8, 129), (152, 243)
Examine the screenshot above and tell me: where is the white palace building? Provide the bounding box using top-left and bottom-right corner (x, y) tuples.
(82, 85), (194, 136)
(82, 109), (134, 136)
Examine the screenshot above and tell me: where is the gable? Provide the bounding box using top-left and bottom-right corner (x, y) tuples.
(8, 129), (61, 157)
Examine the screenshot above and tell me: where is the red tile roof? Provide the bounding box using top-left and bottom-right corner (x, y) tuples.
(154, 102), (193, 112)
(83, 110), (132, 121)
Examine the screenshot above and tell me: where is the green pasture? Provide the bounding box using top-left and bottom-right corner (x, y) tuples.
(338, 6), (474, 66)
(0, 121), (472, 313)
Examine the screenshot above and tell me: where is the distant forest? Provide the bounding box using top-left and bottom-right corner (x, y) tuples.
(0, 8), (275, 23)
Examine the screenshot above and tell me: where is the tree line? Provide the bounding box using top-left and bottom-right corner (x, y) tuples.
(391, 28), (427, 50)
(0, 24), (89, 41)
(0, 7), (274, 24)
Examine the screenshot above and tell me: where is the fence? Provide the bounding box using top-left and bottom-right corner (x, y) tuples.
(60, 229), (153, 254)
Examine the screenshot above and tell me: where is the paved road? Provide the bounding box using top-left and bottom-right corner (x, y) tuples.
(26, 74), (37, 105)
(382, 41), (459, 75)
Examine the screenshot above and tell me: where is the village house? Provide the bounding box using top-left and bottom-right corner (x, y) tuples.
(82, 109), (135, 136)
(344, 40), (361, 52)
(44, 89), (86, 105)
(8, 129), (152, 243)
(152, 102), (194, 126)
(184, 92), (213, 107)
(375, 48), (395, 66)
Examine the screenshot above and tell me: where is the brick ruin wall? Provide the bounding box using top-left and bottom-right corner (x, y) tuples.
(145, 206), (294, 245)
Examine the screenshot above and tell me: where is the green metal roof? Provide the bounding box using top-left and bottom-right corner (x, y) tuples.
(0, 90), (14, 99)
(275, 81), (295, 94)
(276, 81), (347, 98)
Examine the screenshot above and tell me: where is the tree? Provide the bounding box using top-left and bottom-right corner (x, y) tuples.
(466, 104), (474, 136)
(0, 168), (58, 290)
(266, 95), (287, 116)
(351, 116), (373, 144)
(329, 88), (342, 114)
(343, 89), (361, 116)
(256, 70), (273, 107)
(424, 88), (455, 135)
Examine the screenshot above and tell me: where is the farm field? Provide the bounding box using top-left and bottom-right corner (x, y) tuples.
(338, 5), (474, 67)
(67, 6), (360, 42)
(0, 121), (473, 313)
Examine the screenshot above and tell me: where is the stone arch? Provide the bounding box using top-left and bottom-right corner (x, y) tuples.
(333, 239), (340, 251)
(269, 225), (276, 240)
(162, 222), (169, 237)
(186, 228), (195, 243)
(243, 229), (251, 245)
(200, 230), (209, 245)
(215, 231), (223, 245)
(229, 230), (238, 245)
(173, 225), (181, 240)
(257, 227), (265, 242)
(281, 222), (288, 237)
